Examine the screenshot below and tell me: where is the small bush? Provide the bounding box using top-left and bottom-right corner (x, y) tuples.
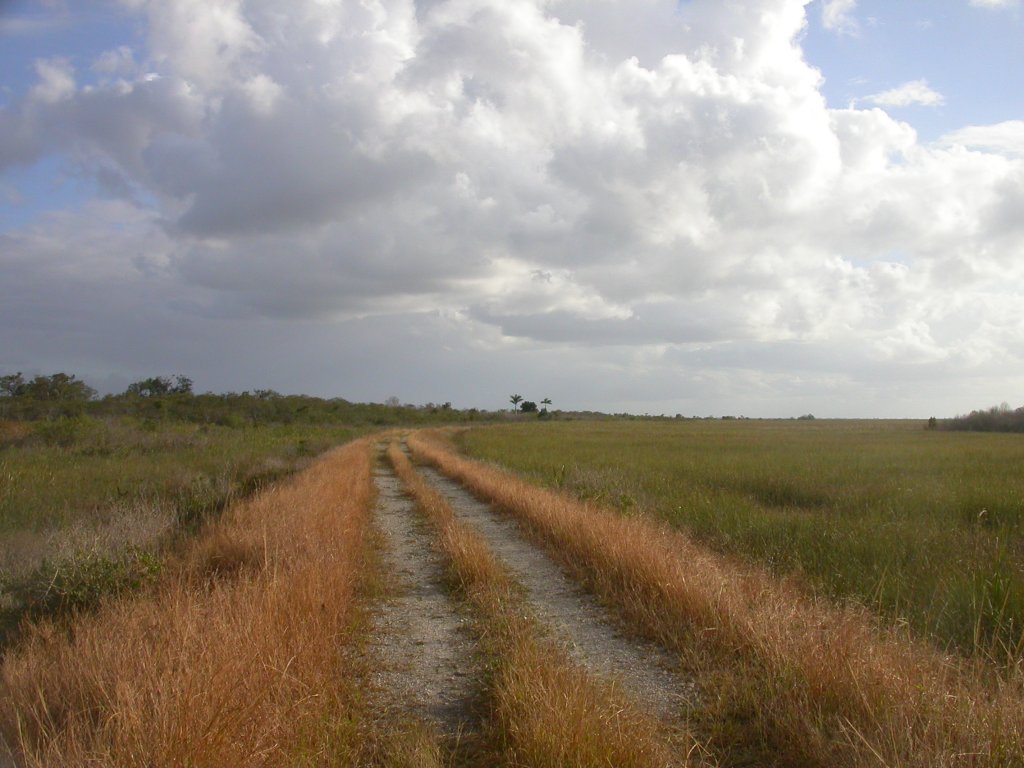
(31, 416), (102, 447)
(3, 548), (162, 621)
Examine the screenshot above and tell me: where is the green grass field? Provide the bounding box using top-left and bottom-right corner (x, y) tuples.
(457, 419), (1024, 661)
(1, 416), (357, 533)
(0, 416), (363, 641)
(0, 386), (498, 645)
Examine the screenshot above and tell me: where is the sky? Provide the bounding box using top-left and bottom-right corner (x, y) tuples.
(0, 0), (1022, 417)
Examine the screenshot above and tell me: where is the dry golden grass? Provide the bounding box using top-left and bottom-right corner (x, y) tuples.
(1, 439), (376, 767)
(409, 429), (1024, 768)
(386, 440), (703, 768)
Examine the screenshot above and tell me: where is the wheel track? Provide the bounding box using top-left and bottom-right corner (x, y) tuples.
(413, 459), (697, 724)
(367, 452), (478, 742)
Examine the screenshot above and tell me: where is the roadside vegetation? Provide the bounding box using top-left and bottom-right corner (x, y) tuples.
(455, 419), (1024, 663)
(1, 439), (379, 766)
(387, 441), (706, 767)
(414, 427), (1024, 767)
(0, 372), (498, 647)
(0, 416), (361, 645)
(7, 371), (1024, 766)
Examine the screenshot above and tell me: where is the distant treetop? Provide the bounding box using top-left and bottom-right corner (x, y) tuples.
(0, 372), (95, 401)
(125, 375), (194, 397)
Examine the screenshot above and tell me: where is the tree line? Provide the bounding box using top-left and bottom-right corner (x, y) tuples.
(0, 371), (496, 427)
(941, 403), (1024, 433)
(0, 372), (96, 402)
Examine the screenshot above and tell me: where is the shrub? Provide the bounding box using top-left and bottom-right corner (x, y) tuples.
(3, 548), (162, 623)
(31, 416), (102, 447)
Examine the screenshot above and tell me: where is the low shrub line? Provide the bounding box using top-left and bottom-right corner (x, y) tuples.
(386, 440), (705, 768)
(409, 429), (1024, 768)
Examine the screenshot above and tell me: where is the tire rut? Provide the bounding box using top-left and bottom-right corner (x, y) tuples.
(413, 461), (697, 722)
(368, 453), (478, 741)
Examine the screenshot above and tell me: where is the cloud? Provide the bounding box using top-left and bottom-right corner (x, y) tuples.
(93, 46), (137, 77)
(0, 11), (66, 37)
(968, 0), (1019, 8)
(864, 79), (945, 107)
(1, 0), (1023, 415)
(821, 0), (859, 35)
(941, 121), (1024, 157)
(0, 71), (204, 177)
(30, 57), (75, 103)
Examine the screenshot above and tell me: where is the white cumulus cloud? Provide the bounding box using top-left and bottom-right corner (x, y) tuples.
(93, 46), (137, 77)
(821, 0), (859, 35)
(941, 121), (1024, 157)
(864, 79), (945, 107)
(1, 0), (1023, 415)
(30, 57), (75, 103)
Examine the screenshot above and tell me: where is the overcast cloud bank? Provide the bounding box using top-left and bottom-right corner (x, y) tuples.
(1, 0), (1022, 416)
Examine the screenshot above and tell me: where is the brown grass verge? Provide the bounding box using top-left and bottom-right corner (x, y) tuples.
(408, 429), (1024, 768)
(1, 438), (376, 767)
(386, 440), (706, 768)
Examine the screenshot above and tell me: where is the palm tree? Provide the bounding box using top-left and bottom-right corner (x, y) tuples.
(541, 397), (552, 409)
(510, 393), (523, 412)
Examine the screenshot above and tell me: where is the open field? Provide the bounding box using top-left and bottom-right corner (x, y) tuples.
(0, 417), (359, 534)
(2, 428), (711, 767)
(0, 416), (363, 642)
(455, 419), (1024, 661)
(413, 427), (1024, 766)
(4, 418), (1024, 766)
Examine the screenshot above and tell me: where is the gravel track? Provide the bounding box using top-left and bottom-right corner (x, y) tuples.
(415, 461), (697, 721)
(367, 454), (478, 740)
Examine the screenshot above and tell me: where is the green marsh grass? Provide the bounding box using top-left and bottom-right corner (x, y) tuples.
(416, 428), (1024, 767)
(457, 419), (1024, 662)
(0, 416), (362, 643)
(0, 416), (359, 534)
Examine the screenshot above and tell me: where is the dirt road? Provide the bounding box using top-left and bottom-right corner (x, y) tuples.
(369, 444), (694, 751)
(368, 453), (478, 741)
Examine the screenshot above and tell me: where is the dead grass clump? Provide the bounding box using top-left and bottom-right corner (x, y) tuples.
(0, 421), (32, 447)
(386, 441), (701, 768)
(0, 438), (375, 766)
(367, 721), (447, 768)
(409, 429), (1024, 768)
(183, 524), (263, 584)
(1, 499), (176, 584)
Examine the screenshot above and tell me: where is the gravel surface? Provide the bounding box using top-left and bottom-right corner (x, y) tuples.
(367, 454), (478, 740)
(416, 462), (697, 721)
